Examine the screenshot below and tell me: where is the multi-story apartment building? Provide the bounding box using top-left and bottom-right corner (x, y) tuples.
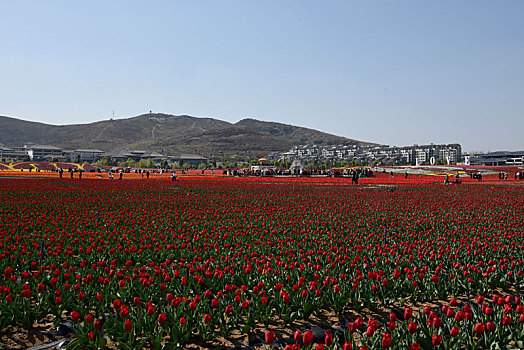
(269, 143), (462, 165)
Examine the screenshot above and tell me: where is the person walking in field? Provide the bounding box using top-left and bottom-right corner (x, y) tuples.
(109, 171), (113, 180)
(172, 170), (177, 181)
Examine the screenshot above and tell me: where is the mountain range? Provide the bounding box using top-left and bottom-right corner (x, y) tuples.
(0, 113), (374, 158)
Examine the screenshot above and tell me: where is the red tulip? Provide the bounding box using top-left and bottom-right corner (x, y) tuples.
(407, 321), (418, 334)
(474, 323), (485, 334)
(325, 329), (333, 346)
(294, 331), (302, 343)
(432, 334), (442, 346)
(450, 326), (459, 337)
(381, 333), (392, 348)
(303, 331), (314, 346)
(225, 304), (233, 315)
(265, 331), (275, 345)
(71, 311), (80, 322)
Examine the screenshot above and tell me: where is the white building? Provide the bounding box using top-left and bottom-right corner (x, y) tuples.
(26, 145), (63, 161)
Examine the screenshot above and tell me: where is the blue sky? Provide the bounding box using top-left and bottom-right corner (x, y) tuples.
(1, 1), (523, 152)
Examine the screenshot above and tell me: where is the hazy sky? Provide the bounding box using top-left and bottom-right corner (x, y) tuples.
(1, 1), (523, 152)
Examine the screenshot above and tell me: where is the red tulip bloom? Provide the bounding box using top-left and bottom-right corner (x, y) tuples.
(211, 298), (219, 308)
(325, 329), (333, 346)
(303, 331), (314, 346)
(455, 310), (465, 322)
(484, 307), (494, 316)
(265, 331), (275, 345)
(94, 320), (103, 331)
(366, 326), (375, 337)
(180, 317), (186, 325)
(407, 321), (418, 334)
(203, 313), (211, 324)
(124, 320), (133, 332)
(294, 331), (302, 343)
(387, 321), (395, 331)
(225, 304), (233, 315)
(474, 323), (485, 334)
(71, 311), (80, 322)
(147, 306), (155, 316)
(381, 333), (392, 348)
(450, 326), (459, 337)
(432, 334), (442, 346)
(404, 307), (413, 320)
(120, 306), (129, 318)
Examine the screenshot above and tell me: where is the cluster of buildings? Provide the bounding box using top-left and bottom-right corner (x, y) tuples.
(2, 142), (523, 168)
(268, 143), (463, 165)
(469, 151), (524, 166)
(0, 144), (207, 167)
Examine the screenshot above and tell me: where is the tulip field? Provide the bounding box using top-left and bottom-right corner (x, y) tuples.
(1, 174), (524, 349)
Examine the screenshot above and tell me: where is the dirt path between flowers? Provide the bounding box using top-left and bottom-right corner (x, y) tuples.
(2, 288), (523, 350)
